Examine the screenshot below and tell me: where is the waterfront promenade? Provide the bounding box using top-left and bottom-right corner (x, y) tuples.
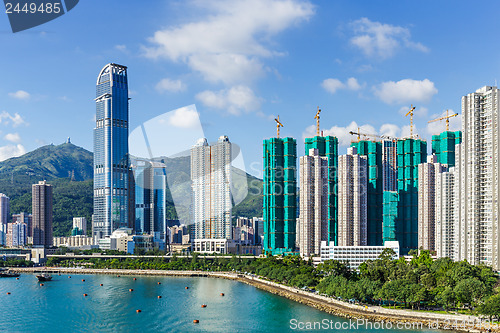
(12, 267), (497, 332)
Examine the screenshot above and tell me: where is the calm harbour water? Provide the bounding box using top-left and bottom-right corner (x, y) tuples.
(0, 273), (444, 333)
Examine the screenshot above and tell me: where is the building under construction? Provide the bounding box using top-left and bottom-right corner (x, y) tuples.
(350, 139), (397, 246)
(304, 135), (338, 244)
(431, 131), (462, 167)
(383, 138), (427, 254)
(263, 137), (297, 255)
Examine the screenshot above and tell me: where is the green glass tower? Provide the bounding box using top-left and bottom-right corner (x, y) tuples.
(431, 131), (462, 167)
(350, 140), (383, 246)
(391, 138), (427, 254)
(304, 136), (338, 244)
(263, 137), (297, 255)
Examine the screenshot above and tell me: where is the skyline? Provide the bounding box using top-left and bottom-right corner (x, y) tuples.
(1, 1), (500, 177)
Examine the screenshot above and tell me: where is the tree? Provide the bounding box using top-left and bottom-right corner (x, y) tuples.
(316, 260), (351, 278)
(478, 294), (500, 320)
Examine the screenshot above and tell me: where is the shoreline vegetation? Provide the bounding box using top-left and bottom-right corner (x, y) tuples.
(7, 250), (500, 332)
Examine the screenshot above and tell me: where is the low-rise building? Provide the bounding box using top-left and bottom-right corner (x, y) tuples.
(318, 241), (400, 270)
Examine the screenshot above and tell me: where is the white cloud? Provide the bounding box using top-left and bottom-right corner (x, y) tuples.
(168, 106), (200, 129)
(379, 124), (401, 138)
(143, 0), (314, 84)
(350, 17), (429, 59)
(303, 121), (376, 147)
(8, 90), (30, 100)
(0, 144), (26, 161)
(400, 124), (421, 139)
(4, 133), (21, 143)
(374, 79), (437, 104)
(196, 85), (262, 115)
(0, 111), (27, 127)
(155, 78), (187, 93)
(115, 44), (127, 52)
(427, 109), (461, 135)
(321, 79), (343, 94)
(321, 77), (362, 94)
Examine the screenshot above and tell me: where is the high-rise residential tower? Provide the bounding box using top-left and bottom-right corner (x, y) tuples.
(350, 139), (397, 246)
(298, 148), (328, 257)
(304, 136), (338, 244)
(337, 147), (368, 246)
(457, 86), (500, 269)
(32, 181), (53, 247)
(93, 63), (130, 240)
(417, 155), (447, 252)
(12, 213), (32, 238)
(263, 137), (297, 255)
(191, 136), (232, 241)
(0, 194), (9, 246)
(383, 138), (427, 254)
(435, 167), (457, 260)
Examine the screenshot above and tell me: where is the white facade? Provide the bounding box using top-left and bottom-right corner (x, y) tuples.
(418, 155), (447, 252)
(299, 148), (329, 257)
(73, 217), (87, 235)
(435, 168), (458, 260)
(53, 236), (95, 248)
(0, 194), (9, 246)
(192, 238), (236, 254)
(191, 136), (232, 243)
(319, 241), (400, 270)
(457, 86), (500, 269)
(338, 147), (367, 246)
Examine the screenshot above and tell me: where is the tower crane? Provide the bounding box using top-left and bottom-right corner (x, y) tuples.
(427, 109), (458, 131)
(274, 115), (284, 138)
(405, 104), (416, 138)
(314, 107), (321, 136)
(348, 130), (397, 141)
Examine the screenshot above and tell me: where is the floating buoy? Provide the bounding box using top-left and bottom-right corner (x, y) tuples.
(100, 284), (103, 286)
(136, 309), (141, 313)
(157, 296), (162, 299)
(6, 292), (10, 295)
(40, 284), (44, 286)
(82, 279), (85, 282)
(185, 287), (189, 289)
(193, 320), (199, 324)
(133, 278), (136, 281)
(83, 294), (88, 297)
(129, 289), (134, 292)
(220, 293), (224, 296)
(201, 304), (207, 308)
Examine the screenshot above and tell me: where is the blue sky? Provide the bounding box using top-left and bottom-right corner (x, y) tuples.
(1, 0), (500, 177)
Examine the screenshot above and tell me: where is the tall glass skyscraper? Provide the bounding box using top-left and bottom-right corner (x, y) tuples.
(93, 63), (129, 240)
(132, 158), (167, 248)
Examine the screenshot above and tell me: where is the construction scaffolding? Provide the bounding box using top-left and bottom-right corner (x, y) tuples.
(350, 140), (383, 246)
(304, 136), (338, 245)
(431, 130), (462, 167)
(382, 191), (399, 242)
(395, 138), (427, 254)
(263, 137), (297, 255)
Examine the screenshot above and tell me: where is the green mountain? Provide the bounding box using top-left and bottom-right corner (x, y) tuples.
(0, 143), (263, 237)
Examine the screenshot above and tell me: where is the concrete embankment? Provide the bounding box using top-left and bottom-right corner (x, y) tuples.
(12, 267), (497, 332)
